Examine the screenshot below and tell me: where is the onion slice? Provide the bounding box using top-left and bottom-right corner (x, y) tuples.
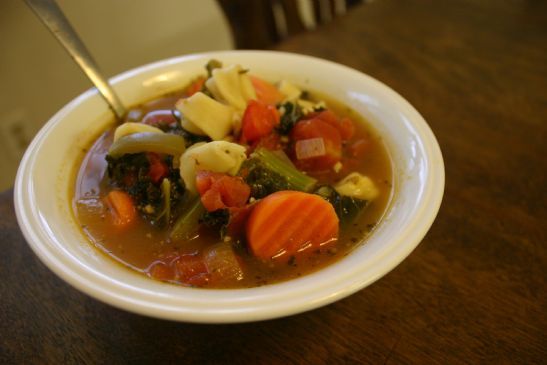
(295, 138), (326, 160)
(107, 132), (186, 158)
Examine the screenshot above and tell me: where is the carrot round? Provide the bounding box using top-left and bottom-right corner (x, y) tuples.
(246, 191), (339, 260)
(186, 76), (206, 96)
(104, 190), (137, 228)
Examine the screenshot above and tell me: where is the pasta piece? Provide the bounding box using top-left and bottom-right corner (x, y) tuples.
(205, 64), (256, 112)
(175, 92), (235, 140)
(278, 80), (302, 101)
(179, 141), (247, 193)
(334, 172), (379, 201)
(113, 122), (163, 142)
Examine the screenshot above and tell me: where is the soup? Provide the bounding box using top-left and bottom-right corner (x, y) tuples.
(73, 60), (392, 288)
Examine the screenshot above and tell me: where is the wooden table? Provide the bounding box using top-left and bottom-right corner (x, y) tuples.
(2, 0), (545, 363)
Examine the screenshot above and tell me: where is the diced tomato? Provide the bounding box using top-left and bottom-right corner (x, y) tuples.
(195, 170), (219, 195)
(141, 110), (177, 128)
(305, 110), (355, 141)
(226, 204), (256, 238)
(175, 254), (210, 287)
(147, 254), (210, 286)
(290, 118), (342, 172)
(196, 171), (251, 212)
(186, 76), (206, 97)
(250, 75), (284, 105)
(241, 100), (280, 143)
(147, 153), (169, 183)
(150, 240), (241, 288)
(338, 117), (355, 140)
(248, 132), (282, 153)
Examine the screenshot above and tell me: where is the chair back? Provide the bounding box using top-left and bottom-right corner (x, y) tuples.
(217, 0), (365, 48)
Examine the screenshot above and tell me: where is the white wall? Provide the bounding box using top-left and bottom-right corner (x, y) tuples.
(0, 0), (233, 190)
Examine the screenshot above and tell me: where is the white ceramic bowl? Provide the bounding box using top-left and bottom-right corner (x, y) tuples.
(15, 51), (444, 323)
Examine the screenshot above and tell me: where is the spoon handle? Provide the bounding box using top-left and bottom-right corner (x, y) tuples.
(25, 0), (126, 120)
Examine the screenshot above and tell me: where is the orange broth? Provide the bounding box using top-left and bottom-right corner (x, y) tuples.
(73, 89), (393, 288)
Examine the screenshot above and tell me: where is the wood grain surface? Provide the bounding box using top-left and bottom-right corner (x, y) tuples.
(1, 0), (545, 363)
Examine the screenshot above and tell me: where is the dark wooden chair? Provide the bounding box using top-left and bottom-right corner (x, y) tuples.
(217, 0), (365, 49)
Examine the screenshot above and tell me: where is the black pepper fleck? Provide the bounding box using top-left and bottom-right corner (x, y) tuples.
(288, 256), (297, 266)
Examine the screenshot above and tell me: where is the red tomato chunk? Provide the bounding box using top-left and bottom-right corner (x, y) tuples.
(147, 153), (169, 183)
(196, 171), (251, 212)
(241, 100), (280, 143)
(290, 118), (342, 172)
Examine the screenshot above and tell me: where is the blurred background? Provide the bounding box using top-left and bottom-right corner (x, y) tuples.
(0, 0), (364, 190)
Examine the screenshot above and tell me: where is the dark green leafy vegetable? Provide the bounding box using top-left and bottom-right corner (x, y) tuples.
(106, 153), (186, 226)
(240, 148), (317, 198)
(277, 102), (303, 135)
(199, 209), (230, 239)
(106, 153), (149, 186)
(200, 209), (229, 228)
(314, 185), (368, 224)
(241, 160), (290, 199)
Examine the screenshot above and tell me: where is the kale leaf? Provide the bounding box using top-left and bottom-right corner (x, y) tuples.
(199, 209), (230, 239)
(277, 102), (303, 135)
(106, 153), (186, 226)
(314, 185), (368, 224)
(239, 158), (292, 199)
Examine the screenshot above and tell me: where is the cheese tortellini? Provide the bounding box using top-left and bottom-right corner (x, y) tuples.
(334, 172), (379, 201)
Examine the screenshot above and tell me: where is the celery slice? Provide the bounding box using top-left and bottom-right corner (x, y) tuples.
(252, 148), (317, 192)
(169, 196), (205, 241)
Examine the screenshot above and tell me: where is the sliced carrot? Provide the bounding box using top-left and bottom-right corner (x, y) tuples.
(246, 191), (339, 260)
(250, 75), (284, 105)
(185, 76), (206, 96)
(104, 190), (137, 228)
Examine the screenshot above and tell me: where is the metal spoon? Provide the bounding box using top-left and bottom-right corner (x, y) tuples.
(25, 0), (126, 120)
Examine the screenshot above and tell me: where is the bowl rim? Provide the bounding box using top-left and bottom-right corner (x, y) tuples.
(14, 50), (444, 323)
